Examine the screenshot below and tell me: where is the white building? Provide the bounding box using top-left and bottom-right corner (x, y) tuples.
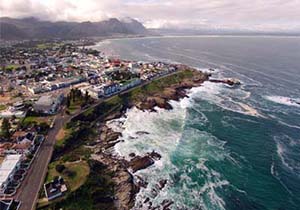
(0, 154), (22, 194)
(34, 94), (64, 114)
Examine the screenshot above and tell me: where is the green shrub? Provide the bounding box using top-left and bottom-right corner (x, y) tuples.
(63, 169), (76, 178)
(55, 164), (66, 173)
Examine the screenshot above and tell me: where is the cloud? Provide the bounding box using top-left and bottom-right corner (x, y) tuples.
(0, 0), (300, 31)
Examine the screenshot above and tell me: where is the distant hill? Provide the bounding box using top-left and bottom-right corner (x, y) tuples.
(0, 17), (150, 40)
(150, 28), (300, 37)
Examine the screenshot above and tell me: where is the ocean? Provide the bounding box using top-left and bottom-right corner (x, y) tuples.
(93, 36), (300, 210)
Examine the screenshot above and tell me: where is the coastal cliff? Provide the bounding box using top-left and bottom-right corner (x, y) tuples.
(46, 68), (210, 210)
(88, 68), (210, 209)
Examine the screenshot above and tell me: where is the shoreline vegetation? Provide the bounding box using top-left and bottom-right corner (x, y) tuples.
(39, 68), (211, 210)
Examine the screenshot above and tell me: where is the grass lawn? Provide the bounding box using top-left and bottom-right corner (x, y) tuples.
(67, 99), (85, 114)
(22, 116), (53, 125)
(41, 160), (115, 210)
(46, 160), (90, 192)
(0, 104), (6, 111)
(5, 64), (19, 71)
(55, 127), (71, 147)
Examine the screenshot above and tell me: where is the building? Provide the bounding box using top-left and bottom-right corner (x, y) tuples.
(13, 102), (25, 110)
(0, 107), (26, 118)
(0, 200), (21, 210)
(28, 86), (43, 94)
(103, 83), (120, 96)
(119, 78), (141, 91)
(0, 154), (22, 194)
(86, 85), (105, 99)
(44, 177), (67, 201)
(33, 94), (64, 114)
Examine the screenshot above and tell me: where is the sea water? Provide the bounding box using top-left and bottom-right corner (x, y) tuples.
(94, 36), (300, 210)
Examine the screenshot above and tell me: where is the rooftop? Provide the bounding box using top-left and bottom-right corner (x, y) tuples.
(0, 154), (22, 187)
(35, 95), (54, 107)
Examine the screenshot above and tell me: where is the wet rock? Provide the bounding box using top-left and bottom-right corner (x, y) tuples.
(136, 131), (150, 135)
(106, 131), (122, 142)
(129, 152), (136, 158)
(144, 197), (150, 203)
(129, 156), (155, 173)
(128, 151), (161, 173)
(135, 175), (148, 188)
(150, 188), (159, 198)
(104, 140), (122, 149)
(148, 151), (161, 160)
(158, 179), (167, 190)
(161, 199), (174, 210)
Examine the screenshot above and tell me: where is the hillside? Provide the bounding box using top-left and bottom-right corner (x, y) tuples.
(0, 17), (149, 40)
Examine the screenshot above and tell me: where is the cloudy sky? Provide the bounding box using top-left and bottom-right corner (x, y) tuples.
(1, 0), (300, 31)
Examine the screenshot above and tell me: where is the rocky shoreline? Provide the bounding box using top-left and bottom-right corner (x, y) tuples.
(90, 69), (211, 210)
(136, 70), (210, 111)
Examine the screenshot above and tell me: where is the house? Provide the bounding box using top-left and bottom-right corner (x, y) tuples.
(28, 86), (43, 94)
(11, 131), (29, 142)
(103, 83), (120, 96)
(119, 78), (141, 91)
(12, 139), (32, 155)
(13, 102), (25, 110)
(0, 199), (21, 210)
(86, 85), (105, 99)
(44, 177), (67, 201)
(34, 94), (64, 114)
(0, 107), (26, 119)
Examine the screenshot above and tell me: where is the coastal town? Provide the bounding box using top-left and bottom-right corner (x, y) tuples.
(0, 39), (213, 210)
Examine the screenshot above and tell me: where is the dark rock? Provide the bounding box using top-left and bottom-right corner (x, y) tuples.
(150, 188), (159, 198)
(106, 131), (122, 142)
(161, 199), (174, 210)
(104, 140), (121, 149)
(129, 152), (136, 158)
(129, 156), (155, 173)
(158, 179), (167, 190)
(135, 175), (148, 188)
(136, 131), (150, 135)
(149, 151), (161, 160)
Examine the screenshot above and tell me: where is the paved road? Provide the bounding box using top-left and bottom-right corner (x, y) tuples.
(15, 110), (71, 210)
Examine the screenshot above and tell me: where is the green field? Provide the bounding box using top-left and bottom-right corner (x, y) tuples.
(0, 104), (6, 111)
(46, 160), (90, 192)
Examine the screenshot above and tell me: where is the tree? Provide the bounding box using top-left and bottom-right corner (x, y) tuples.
(1, 118), (11, 139)
(55, 164), (66, 173)
(66, 95), (71, 108)
(85, 90), (90, 103)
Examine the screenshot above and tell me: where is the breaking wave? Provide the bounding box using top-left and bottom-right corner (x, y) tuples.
(265, 96), (300, 107)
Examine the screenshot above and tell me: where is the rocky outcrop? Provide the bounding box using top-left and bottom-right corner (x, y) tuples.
(136, 70), (209, 111)
(209, 78), (241, 86)
(129, 155), (155, 172)
(128, 151), (161, 173)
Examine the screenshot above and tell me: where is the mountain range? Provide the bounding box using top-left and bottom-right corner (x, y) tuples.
(0, 17), (150, 40)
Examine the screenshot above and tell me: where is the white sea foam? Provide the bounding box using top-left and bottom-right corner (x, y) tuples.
(189, 81), (264, 118)
(265, 95), (300, 107)
(106, 93), (234, 209)
(105, 75), (254, 210)
(274, 135), (300, 176)
(277, 119), (300, 130)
